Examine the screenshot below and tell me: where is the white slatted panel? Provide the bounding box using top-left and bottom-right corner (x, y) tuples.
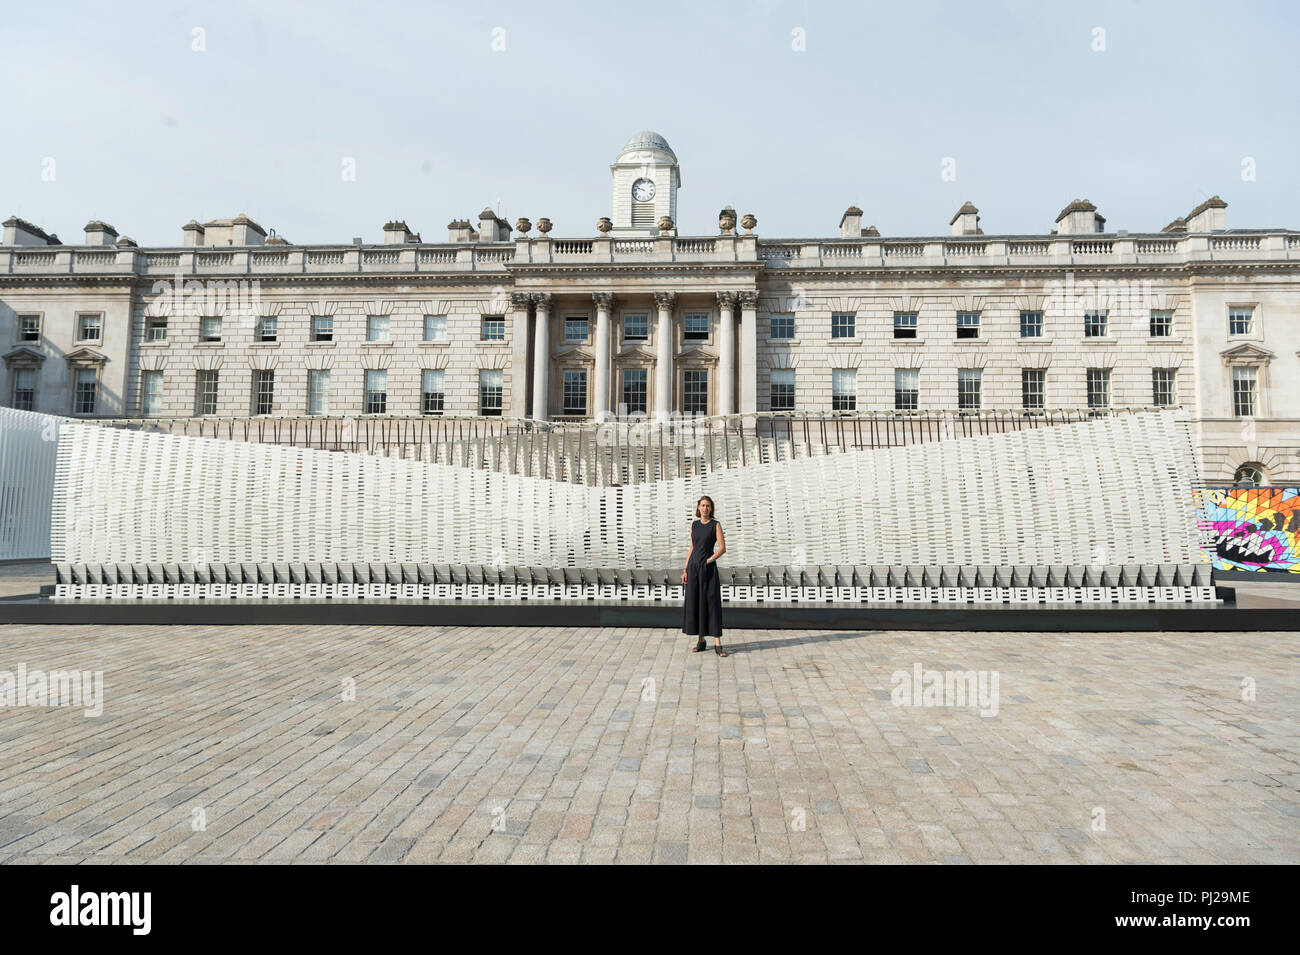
(0, 407), (64, 559)
(51, 410), (1205, 570)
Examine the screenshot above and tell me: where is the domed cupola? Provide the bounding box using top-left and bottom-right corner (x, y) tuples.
(610, 130), (681, 236)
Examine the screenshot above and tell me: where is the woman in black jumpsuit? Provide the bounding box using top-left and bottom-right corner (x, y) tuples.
(682, 495), (727, 655)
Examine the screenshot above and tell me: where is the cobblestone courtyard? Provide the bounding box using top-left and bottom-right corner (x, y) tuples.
(0, 622), (1296, 864)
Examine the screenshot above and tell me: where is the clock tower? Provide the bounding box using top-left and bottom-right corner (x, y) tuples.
(610, 130), (680, 236)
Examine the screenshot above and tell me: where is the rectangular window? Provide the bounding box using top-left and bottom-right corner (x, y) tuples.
(422, 368), (445, 415)
(1019, 311), (1043, 338)
(1152, 368), (1176, 407)
(831, 313), (855, 339)
(957, 369), (981, 411)
(1086, 368), (1111, 413)
(366, 315), (390, 342)
(1021, 368), (1045, 411)
(18, 314), (40, 342)
(562, 369), (587, 416)
(769, 314), (795, 340)
(199, 316), (222, 342)
(1149, 310), (1173, 337)
(564, 317), (588, 343)
(479, 369), (503, 416)
(1228, 306), (1254, 336)
(195, 370), (219, 415)
(831, 368), (857, 411)
(956, 311), (980, 339)
(1232, 366), (1257, 417)
(364, 369), (387, 413)
(423, 314), (446, 342)
(770, 369), (795, 411)
(140, 370), (163, 415)
(683, 369), (708, 415)
(73, 368), (97, 414)
(307, 369), (330, 414)
(894, 368), (919, 411)
(621, 368), (647, 414)
(252, 369), (275, 415)
(76, 313), (102, 342)
(683, 313), (710, 341)
(311, 315), (333, 342)
(1084, 311), (1107, 337)
(893, 311), (918, 340)
(624, 314), (649, 342)
(481, 316), (505, 341)
(255, 316), (277, 342)
(12, 369), (35, 411)
(146, 317), (168, 341)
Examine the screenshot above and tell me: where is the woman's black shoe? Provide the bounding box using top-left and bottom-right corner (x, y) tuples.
(692, 638), (707, 652)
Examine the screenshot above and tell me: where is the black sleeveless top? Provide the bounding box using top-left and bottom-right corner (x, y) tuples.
(689, 519), (718, 566)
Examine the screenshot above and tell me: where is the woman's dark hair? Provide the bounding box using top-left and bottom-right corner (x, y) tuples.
(695, 495), (716, 518)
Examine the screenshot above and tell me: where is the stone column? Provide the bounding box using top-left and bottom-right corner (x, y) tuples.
(738, 290), (758, 414)
(592, 292), (614, 419)
(531, 292), (552, 421)
(716, 291), (737, 416)
(510, 292), (531, 417)
(653, 291), (676, 419)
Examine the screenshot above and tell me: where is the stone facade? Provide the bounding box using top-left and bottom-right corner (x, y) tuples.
(2, 133), (1299, 483)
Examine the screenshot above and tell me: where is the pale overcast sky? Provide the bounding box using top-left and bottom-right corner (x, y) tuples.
(4, 0), (1297, 244)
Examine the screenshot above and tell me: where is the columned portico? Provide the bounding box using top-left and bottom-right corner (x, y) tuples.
(531, 292), (552, 420)
(738, 290), (758, 414)
(592, 292), (613, 418)
(717, 291), (737, 416)
(653, 290), (675, 418)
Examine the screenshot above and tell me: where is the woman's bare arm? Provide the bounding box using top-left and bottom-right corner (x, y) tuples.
(707, 523), (726, 563)
(682, 522), (692, 584)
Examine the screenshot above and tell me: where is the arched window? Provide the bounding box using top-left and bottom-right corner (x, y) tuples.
(1233, 462), (1265, 487)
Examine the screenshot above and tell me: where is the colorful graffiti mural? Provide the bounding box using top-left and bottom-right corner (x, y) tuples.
(1202, 487), (1300, 574)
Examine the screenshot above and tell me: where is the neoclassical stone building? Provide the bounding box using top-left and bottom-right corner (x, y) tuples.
(2, 130), (1298, 482)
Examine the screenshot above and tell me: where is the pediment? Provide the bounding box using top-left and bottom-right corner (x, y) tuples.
(64, 346), (108, 367)
(553, 342), (591, 359)
(615, 346), (657, 363)
(2, 346), (46, 368)
(1220, 342), (1275, 364)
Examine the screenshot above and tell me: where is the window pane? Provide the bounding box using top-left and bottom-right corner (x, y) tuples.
(200, 316), (222, 341)
(77, 314), (101, 341)
(479, 369), (502, 416)
(562, 369), (587, 415)
(831, 313), (855, 339)
(769, 314), (794, 340)
(831, 368), (856, 411)
(1086, 368), (1110, 411)
(1084, 311), (1107, 337)
(364, 369), (387, 413)
(621, 368), (647, 414)
(311, 315), (333, 341)
(252, 370), (275, 415)
(423, 314), (446, 341)
(1019, 311), (1043, 338)
(683, 314), (709, 340)
(1228, 307), (1253, 336)
(19, 315), (41, 341)
(1152, 368), (1175, 407)
(13, 368), (35, 410)
(1232, 366), (1257, 417)
(894, 368), (919, 411)
(307, 369), (330, 414)
(564, 318), (588, 342)
(141, 370), (163, 415)
(956, 311), (980, 339)
(683, 369), (708, 415)
(624, 314), (648, 341)
(770, 369), (795, 411)
(1149, 310), (1173, 337)
(892, 312), (918, 339)
(481, 317), (505, 340)
(1021, 368), (1045, 410)
(256, 316), (277, 342)
(957, 369), (981, 411)
(195, 370), (219, 415)
(74, 368), (97, 414)
(367, 315), (390, 341)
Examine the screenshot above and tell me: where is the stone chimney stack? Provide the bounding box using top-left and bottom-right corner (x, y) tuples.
(447, 219), (477, 243)
(182, 220), (206, 246)
(1054, 199), (1105, 235)
(229, 214), (266, 246)
(839, 205), (863, 238)
(478, 208), (509, 242)
(383, 220), (420, 244)
(949, 202), (981, 236)
(83, 220), (119, 246)
(1185, 196), (1227, 232)
(3, 217), (59, 246)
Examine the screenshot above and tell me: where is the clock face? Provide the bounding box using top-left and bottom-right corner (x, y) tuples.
(632, 178), (656, 202)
